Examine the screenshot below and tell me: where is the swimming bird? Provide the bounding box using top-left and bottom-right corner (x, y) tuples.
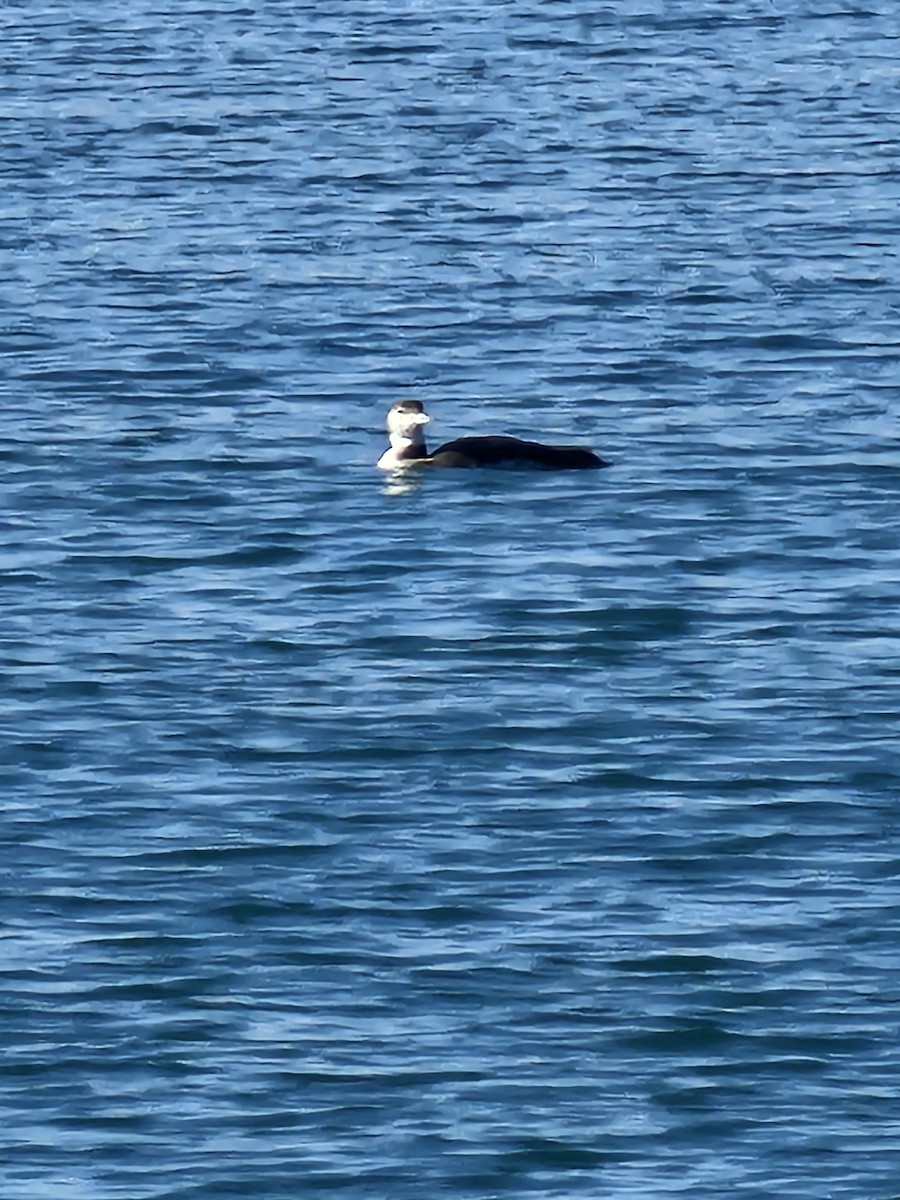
(377, 400), (608, 471)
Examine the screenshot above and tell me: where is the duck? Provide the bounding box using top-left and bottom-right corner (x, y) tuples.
(377, 400), (608, 471)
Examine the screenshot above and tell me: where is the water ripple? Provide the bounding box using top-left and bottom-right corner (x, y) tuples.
(3, 2), (900, 1198)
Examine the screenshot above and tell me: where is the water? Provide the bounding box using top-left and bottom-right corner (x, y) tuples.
(3, 3), (900, 1197)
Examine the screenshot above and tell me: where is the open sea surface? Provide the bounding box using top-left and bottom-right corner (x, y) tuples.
(3, 2), (900, 1197)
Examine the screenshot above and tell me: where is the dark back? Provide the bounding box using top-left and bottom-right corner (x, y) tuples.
(433, 435), (607, 470)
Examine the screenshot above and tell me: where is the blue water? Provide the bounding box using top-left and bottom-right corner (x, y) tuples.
(3, 3), (900, 1197)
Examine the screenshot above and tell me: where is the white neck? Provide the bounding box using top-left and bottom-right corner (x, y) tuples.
(377, 432), (426, 470)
